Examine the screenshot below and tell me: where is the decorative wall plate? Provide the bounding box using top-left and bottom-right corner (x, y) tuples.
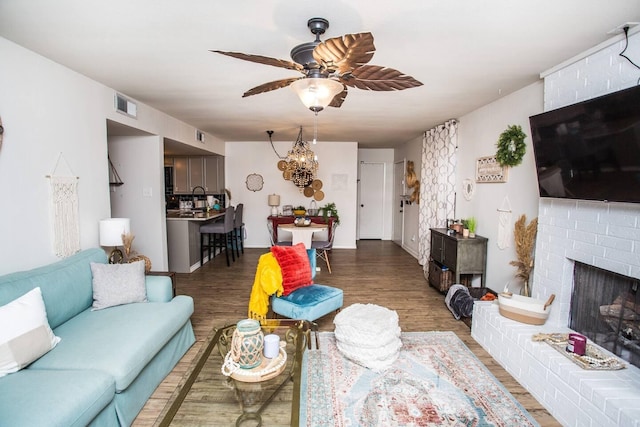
(277, 160), (287, 171)
(311, 179), (323, 190)
(314, 190), (325, 201)
(245, 173), (264, 191)
(462, 178), (475, 200)
(303, 186), (314, 197)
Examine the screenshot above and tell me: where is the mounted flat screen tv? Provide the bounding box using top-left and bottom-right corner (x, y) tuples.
(529, 84), (640, 203)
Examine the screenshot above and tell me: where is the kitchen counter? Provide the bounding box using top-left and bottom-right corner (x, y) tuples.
(166, 211), (225, 272)
(166, 210), (225, 221)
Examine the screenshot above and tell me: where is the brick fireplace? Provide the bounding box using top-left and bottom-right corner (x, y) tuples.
(472, 198), (640, 426)
(472, 29), (640, 427)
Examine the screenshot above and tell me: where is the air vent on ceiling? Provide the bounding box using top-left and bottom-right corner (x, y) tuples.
(196, 130), (205, 143)
(114, 93), (137, 118)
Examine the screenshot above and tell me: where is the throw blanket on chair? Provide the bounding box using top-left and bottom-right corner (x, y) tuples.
(248, 253), (284, 321)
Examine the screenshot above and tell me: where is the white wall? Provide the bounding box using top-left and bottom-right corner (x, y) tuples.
(0, 37), (223, 274)
(357, 148), (394, 241)
(225, 140), (358, 249)
(108, 135), (168, 269)
(456, 82), (543, 292)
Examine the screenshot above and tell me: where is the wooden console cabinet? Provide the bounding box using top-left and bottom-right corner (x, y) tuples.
(268, 215), (336, 243)
(430, 228), (488, 288)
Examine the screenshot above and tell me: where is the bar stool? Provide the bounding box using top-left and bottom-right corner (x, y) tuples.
(233, 203), (244, 257)
(200, 206), (235, 267)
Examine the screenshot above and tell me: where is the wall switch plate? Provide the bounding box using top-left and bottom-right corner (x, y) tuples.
(143, 187), (153, 197)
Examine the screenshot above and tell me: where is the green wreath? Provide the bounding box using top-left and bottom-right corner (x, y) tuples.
(496, 125), (527, 167)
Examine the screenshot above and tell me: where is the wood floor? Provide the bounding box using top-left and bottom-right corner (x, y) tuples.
(133, 240), (560, 426)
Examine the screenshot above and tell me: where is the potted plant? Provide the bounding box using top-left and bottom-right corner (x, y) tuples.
(320, 202), (340, 225)
(292, 205), (306, 216)
(466, 217), (477, 238)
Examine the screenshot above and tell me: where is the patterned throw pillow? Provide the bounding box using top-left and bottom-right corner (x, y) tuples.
(270, 243), (313, 296)
(0, 287), (61, 377)
(90, 261), (147, 310)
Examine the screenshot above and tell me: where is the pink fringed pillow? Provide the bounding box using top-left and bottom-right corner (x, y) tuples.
(270, 243), (313, 296)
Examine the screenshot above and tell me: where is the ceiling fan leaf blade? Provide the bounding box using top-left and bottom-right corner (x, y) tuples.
(212, 50), (303, 72)
(345, 65), (423, 91)
(242, 77), (302, 97)
(328, 87), (348, 108)
(313, 32), (375, 74)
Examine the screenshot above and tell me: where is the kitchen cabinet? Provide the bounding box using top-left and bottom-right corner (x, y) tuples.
(173, 158), (189, 193)
(189, 157), (204, 191)
(429, 228), (487, 287)
(204, 156), (225, 193)
(167, 156), (224, 194)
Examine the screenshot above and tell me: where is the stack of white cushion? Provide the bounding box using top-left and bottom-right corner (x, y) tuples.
(333, 303), (402, 372)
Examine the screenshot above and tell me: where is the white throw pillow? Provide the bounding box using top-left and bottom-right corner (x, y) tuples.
(90, 261), (147, 310)
(0, 287), (61, 377)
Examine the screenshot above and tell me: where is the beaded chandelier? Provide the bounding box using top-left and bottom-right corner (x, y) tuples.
(283, 127), (318, 188)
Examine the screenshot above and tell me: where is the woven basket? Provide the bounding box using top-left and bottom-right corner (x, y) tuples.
(129, 255), (152, 273)
(428, 260), (471, 293)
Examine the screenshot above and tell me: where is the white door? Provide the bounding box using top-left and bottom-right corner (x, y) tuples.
(358, 162), (385, 239)
(393, 160), (405, 245)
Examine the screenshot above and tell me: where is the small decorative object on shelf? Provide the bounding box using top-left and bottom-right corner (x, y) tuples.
(496, 125), (527, 167)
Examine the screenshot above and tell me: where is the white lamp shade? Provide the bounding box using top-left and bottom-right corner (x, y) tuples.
(268, 194), (280, 207)
(99, 218), (130, 246)
(290, 78), (343, 112)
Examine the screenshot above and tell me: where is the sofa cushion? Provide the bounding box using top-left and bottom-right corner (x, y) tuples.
(29, 295), (194, 391)
(0, 368), (116, 427)
(270, 243), (313, 296)
(0, 248), (107, 329)
(90, 260), (147, 310)
(0, 287), (61, 377)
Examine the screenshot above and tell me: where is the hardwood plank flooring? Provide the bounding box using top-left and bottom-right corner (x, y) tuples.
(133, 240), (560, 426)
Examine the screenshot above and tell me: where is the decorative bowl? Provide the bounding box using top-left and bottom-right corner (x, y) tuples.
(294, 217), (312, 227)
(292, 209), (306, 216)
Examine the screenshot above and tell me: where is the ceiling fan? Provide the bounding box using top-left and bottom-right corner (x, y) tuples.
(212, 17), (423, 111)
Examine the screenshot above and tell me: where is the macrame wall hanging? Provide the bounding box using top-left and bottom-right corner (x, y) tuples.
(497, 196), (512, 250)
(47, 153), (80, 258)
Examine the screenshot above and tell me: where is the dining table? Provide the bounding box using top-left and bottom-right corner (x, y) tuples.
(278, 223), (328, 249)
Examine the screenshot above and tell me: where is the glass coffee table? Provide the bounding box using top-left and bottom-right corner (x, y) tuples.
(159, 319), (315, 427)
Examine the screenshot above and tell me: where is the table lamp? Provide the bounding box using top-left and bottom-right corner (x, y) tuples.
(268, 194), (280, 216)
(99, 218), (131, 263)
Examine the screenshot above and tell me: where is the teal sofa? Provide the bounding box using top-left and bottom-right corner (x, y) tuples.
(0, 248), (195, 426)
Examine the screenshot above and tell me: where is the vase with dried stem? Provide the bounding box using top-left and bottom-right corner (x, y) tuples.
(509, 214), (538, 297)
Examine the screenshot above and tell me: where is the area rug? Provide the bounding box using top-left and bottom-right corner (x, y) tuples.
(300, 331), (539, 426)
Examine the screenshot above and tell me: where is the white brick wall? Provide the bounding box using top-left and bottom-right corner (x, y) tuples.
(473, 30), (640, 426)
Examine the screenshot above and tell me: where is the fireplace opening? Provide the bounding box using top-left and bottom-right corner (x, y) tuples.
(570, 261), (639, 369)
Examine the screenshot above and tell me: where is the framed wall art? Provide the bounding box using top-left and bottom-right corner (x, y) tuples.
(476, 156), (508, 183)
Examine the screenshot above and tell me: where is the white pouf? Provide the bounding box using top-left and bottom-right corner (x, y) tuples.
(333, 303), (402, 371)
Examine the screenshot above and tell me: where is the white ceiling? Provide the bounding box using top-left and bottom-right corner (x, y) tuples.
(1, 1), (639, 149)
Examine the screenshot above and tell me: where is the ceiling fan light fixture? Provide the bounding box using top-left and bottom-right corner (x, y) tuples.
(290, 77), (343, 113)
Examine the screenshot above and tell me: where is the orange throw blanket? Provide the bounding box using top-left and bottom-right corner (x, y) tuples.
(248, 252), (283, 321)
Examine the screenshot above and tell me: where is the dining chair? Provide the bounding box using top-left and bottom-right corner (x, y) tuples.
(311, 221), (338, 273)
(233, 203), (244, 257)
(266, 220), (292, 247)
(200, 206), (235, 267)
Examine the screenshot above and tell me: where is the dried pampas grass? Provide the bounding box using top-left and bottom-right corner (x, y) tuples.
(510, 215), (538, 295)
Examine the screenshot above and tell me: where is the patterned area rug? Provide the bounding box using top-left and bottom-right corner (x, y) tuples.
(300, 331), (539, 426)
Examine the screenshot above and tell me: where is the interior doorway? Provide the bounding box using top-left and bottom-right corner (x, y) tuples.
(358, 161), (385, 239)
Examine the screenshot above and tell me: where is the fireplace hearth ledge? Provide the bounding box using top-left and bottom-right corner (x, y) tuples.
(472, 301), (640, 427)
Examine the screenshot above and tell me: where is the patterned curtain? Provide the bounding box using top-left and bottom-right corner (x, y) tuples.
(418, 120), (458, 276)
